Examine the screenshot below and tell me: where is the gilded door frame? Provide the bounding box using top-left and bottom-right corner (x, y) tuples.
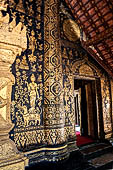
(71, 58), (104, 139)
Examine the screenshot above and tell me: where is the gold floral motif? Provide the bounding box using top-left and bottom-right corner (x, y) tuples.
(28, 54), (37, 63)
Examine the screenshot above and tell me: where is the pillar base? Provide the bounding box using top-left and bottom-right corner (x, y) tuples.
(0, 155), (28, 170)
(0, 157), (28, 170)
(0, 116), (28, 170)
(0, 138), (28, 170)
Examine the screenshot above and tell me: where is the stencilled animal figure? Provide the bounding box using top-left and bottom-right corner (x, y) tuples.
(18, 105), (40, 126)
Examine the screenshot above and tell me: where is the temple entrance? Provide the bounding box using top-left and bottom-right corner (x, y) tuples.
(74, 78), (98, 146)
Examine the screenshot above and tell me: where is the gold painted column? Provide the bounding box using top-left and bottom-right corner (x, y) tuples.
(44, 0), (66, 148)
(0, 2), (28, 169)
(0, 52), (28, 170)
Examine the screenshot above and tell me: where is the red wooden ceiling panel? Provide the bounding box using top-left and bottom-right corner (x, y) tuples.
(88, 8), (96, 16)
(107, 20), (113, 26)
(85, 2), (92, 10)
(98, 26), (105, 32)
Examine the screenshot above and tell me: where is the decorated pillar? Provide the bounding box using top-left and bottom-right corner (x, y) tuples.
(44, 0), (68, 160)
(0, 1), (28, 169)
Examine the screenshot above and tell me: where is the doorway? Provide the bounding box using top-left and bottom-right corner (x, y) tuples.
(74, 78), (98, 145)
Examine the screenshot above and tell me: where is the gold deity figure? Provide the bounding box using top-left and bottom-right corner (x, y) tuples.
(28, 74), (39, 108)
(19, 55), (29, 70)
(29, 30), (37, 51)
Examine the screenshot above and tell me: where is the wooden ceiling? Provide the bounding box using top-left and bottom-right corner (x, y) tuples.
(65, 0), (113, 77)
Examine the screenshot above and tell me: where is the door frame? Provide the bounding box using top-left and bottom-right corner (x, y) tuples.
(73, 75), (103, 140)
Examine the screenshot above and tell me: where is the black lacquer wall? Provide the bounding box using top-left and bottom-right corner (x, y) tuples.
(3, 0), (45, 152)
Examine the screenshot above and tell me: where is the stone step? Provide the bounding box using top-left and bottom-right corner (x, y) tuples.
(26, 142), (113, 170)
(80, 142), (113, 160)
(88, 152), (113, 169)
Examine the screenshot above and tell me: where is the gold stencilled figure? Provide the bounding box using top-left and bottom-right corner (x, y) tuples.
(38, 32), (42, 40)
(37, 74), (42, 82)
(38, 42), (43, 51)
(36, 23), (40, 30)
(29, 30), (37, 51)
(27, 74), (39, 109)
(31, 65), (36, 72)
(19, 55), (29, 70)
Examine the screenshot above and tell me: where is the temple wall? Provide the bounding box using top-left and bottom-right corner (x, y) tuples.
(3, 1), (45, 156)
(0, 0), (77, 164)
(0, 0), (113, 166)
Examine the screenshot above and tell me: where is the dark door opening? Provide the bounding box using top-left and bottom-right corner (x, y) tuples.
(74, 79), (98, 146)
(81, 84), (88, 136)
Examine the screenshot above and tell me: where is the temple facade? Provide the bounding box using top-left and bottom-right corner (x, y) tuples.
(0, 0), (113, 169)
